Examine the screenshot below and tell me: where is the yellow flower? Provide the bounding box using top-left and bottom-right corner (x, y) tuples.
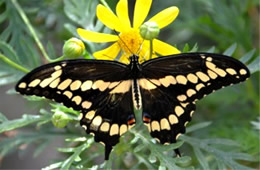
(77, 0), (180, 63)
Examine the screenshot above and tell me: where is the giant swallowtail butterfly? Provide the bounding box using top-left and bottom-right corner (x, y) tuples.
(16, 53), (250, 160)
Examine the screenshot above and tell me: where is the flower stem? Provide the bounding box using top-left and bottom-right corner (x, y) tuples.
(0, 53), (29, 73)
(11, 0), (51, 62)
(149, 40), (153, 60)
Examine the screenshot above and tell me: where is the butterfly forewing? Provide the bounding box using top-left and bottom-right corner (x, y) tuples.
(139, 53), (250, 144)
(15, 53), (250, 160)
(16, 59), (135, 160)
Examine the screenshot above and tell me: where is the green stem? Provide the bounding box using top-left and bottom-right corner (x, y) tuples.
(0, 53), (29, 73)
(11, 0), (51, 62)
(149, 40), (153, 60)
(49, 55), (66, 62)
(100, 0), (111, 10)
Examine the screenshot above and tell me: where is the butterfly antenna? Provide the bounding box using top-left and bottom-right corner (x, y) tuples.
(137, 39), (147, 62)
(113, 30), (135, 56)
(100, 54), (116, 60)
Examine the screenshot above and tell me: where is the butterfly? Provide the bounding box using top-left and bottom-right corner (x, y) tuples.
(16, 53), (250, 160)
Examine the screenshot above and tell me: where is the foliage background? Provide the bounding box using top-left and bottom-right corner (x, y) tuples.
(0, 0), (259, 169)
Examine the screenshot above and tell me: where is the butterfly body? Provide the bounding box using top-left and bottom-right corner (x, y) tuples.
(16, 53), (250, 160)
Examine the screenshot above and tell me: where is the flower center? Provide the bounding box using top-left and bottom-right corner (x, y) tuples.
(118, 29), (143, 55)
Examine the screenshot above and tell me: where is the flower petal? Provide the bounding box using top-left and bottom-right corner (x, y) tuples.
(77, 28), (118, 42)
(153, 39), (180, 55)
(116, 0), (131, 29)
(93, 42), (120, 60)
(133, 0), (152, 28)
(148, 6), (179, 29)
(119, 53), (130, 64)
(96, 4), (124, 32)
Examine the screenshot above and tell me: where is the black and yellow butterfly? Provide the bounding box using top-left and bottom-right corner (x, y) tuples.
(16, 53), (250, 160)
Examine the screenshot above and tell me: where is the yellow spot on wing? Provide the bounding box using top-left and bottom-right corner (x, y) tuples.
(70, 80), (82, 91)
(196, 72), (210, 82)
(28, 79), (41, 87)
(72, 95), (82, 105)
(110, 124), (119, 136)
(54, 65), (61, 70)
(92, 116), (102, 126)
(110, 80), (131, 93)
(187, 73), (198, 84)
(63, 91), (73, 99)
(175, 106), (184, 116)
(100, 122), (110, 132)
(239, 69), (247, 75)
(18, 82), (27, 88)
(226, 68), (237, 75)
(58, 79), (72, 90)
(151, 121), (160, 131)
(81, 80), (93, 91)
(207, 70), (218, 79)
(186, 89), (196, 97)
(196, 83), (205, 91)
(85, 110), (95, 120)
(139, 79), (157, 89)
(169, 114), (178, 124)
(49, 78), (60, 88)
(119, 124), (128, 135)
(150, 79), (161, 86)
(176, 75), (188, 85)
(92, 80), (104, 90)
(177, 95), (187, 102)
(160, 118), (171, 130)
(51, 70), (62, 78)
(108, 81), (120, 89)
(82, 101), (92, 109)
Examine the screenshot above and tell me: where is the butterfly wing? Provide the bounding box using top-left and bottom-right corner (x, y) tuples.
(16, 59), (135, 160)
(139, 53), (250, 147)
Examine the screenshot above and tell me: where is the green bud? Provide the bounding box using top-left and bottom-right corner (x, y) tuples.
(63, 37), (85, 59)
(52, 110), (71, 128)
(140, 21), (160, 40)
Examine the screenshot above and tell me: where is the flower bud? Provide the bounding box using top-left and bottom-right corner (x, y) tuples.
(52, 110), (71, 128)
(140, 21), (160, 40)
(62, 38), (85, 59)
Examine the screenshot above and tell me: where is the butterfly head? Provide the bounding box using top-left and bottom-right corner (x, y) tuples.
(129, 55), (141, 76)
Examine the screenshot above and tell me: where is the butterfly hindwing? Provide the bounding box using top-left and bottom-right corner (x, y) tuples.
(16, 53), (250, 160)
(16, 59), (135, 160)
(140, 53), (250, 145)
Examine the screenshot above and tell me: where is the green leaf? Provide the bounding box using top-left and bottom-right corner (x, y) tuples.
(33, 139), (50, 157)
(186, 122), (212, 133)
(193, 148), (210, 170)
(182, 43), (190, 53)
(0, 114), (48, 133)
(207, 46), (215, 53)
(223, 43), (237, 56)
(247, 55), (260, 74)
(0, 112), (8, 122)
(43, 162), (63, 170)
(61, 140), (93, 170)
(240, 49), (256, 64)
(202, 138), (240, 146)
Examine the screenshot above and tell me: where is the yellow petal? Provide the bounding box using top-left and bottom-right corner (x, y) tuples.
(148, 6), (179, 29)
(77, 28), (118, 42)
(138, 40), (150, 61)
(133, 0), (152, 28)
(93, 42), (120, 60)
(119, 53), (130, 64)
(153, 39), (180, 55)
(96, 4), (124, 32)
(116, 0), (131, 29)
